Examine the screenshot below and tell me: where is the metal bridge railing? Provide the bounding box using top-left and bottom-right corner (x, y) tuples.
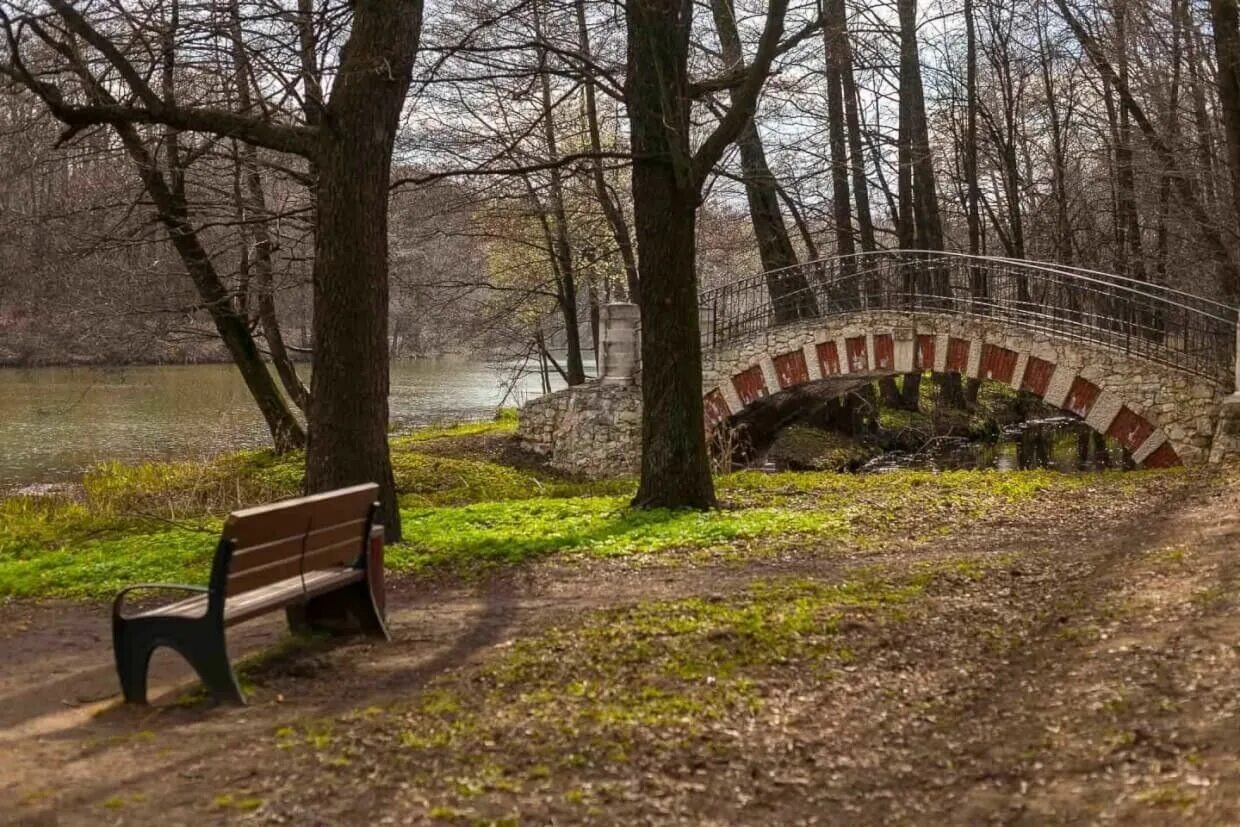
(698, 250), (1238, 382)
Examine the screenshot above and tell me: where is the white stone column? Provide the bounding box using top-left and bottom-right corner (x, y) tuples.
(599, 303), (640, 386)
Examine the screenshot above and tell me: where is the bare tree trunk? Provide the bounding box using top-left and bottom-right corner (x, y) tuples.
(117, 125), (306, 453)
(229, 0), (309, 411)
(575, 0), (640, 301)
(1114, 0), (1146, 281)
(710, 0), (817, 322)
(839, 10), (876, 253)
(533, 0), (586, 386)
(822, 0), (855, 269)
(1037, 18), (1074, 265)
(965, 0), (982, 259)
(1185, 5), (1219, 209)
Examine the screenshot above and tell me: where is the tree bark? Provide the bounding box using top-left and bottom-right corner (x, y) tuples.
(626, 0), (717, 509)
(1211, 0), (1240, 237)
(306, 0), (423, 542)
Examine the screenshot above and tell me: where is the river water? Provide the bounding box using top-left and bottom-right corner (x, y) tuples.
(0, 359), (584, 487)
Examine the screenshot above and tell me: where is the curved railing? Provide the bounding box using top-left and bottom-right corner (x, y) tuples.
(698, 250), (1238, 381)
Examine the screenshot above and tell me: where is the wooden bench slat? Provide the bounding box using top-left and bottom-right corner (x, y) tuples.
(227, 535), (306, 575)
(226, 556), (305, 597)
(222, 577), (308, 625)
(134, 593), (209, 620)
(303, 537), (367, 572)
(224, 504), (313, 550)
(305, 516), (368, 550)
(301, 567), (365, 599)
(303, 486), (381, 527)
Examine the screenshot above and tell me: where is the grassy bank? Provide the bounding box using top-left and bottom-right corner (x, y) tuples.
(0, 410), (1178, 599)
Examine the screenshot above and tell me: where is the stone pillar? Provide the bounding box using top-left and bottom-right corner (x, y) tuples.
(1230, 321), (1240, 404)
(600, 303), (641, 385)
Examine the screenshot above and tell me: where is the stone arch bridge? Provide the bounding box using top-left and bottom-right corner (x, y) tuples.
(519, 251), (1240, 474)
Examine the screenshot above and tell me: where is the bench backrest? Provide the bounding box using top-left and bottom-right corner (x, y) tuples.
(212, 483), (380, 597)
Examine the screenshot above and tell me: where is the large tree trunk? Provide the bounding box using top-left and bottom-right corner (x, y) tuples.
(627, 0), (716, 510)
(1211, 0), (1240, 237)
(306, 1), (422, 542)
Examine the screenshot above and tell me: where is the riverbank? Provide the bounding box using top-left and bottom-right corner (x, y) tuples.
(0, 408), (1141, 600)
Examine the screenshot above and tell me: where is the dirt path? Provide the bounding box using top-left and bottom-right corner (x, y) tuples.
(4, 471), (1240, 824)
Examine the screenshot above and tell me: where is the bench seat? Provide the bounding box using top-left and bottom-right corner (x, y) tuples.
(135, 568), (367, 626)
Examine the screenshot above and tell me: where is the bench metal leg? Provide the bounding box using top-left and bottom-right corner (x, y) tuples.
(113, 622), (157, 705)
(287, 583), (390, 641)
(181, 633), (246, 706)
(113, 618), (244, 706)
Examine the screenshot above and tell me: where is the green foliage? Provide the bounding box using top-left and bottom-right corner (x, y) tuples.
(878, 406), (934, 435)
(83, 451), (304, 517)
(390, 409), (518, 447)
(0, 522), (220, 599)
(390, 496), (848, 573)
(0, 410), (1170, 601)
(392, 453), (542, 508)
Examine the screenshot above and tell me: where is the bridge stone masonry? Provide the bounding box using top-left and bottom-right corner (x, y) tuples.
(518, 251), (1240, 476)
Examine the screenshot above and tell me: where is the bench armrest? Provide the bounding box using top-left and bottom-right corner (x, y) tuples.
(113, 584), (210, 620)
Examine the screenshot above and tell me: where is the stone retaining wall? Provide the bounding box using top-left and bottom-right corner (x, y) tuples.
(517, 382), (642, 477)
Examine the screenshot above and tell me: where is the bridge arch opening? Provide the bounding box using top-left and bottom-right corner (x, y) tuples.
(702, 317), (1192, 470)
(718, 373), (1134, 472)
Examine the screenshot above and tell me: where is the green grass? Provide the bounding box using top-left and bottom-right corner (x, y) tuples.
(0, 410), (1168, 601)
(391, 496), (847, 572)
(389, 408), (518, 447)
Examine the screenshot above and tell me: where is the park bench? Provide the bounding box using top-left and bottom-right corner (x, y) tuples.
(111, 483), (390, 705)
